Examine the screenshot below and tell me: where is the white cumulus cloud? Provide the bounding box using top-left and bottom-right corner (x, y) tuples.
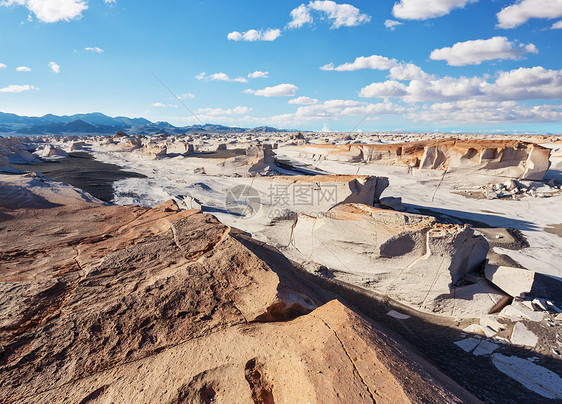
(151, 102), (178, 108)
(178, 93), (195, 99)
(359, 81), (408, 98)
(196, 72), (247, 83)
(0, 63), (6, 68)
(227, 28), (281, 42)
(0, 84), (39, 93)
(85, 46), (103, 53)
(552, 20), (562, 28)
(430, 36), (538, 66)
(248, 71), (269, 79)
(392, 0), (477, 20)
(267, 99), (404, 126)
(321, 55), (398, 71)
(384, 19), (403, 30)
(197, 106), (252, 116)
(16, 66), (31, 71)
(288, 1), (371, 29)
(246, 83), (298, 97)
(48, 61), (60, 73)
(288, 4), (313, 28)
(497, 0), (562, 28)
(359, 62), (562, 103)
(289, 96), (319, 105)
(410, 100), (562, 123)
(1, 0), (88, 23)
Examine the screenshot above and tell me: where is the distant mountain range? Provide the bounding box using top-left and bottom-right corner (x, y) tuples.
(0, 112), (292, 135)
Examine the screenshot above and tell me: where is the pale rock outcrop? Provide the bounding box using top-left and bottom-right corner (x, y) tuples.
(220, 144), (278, 176)
(0, 155), (19, 173)
(484, 264), (535, 298)
(33, 144), (69, 159)
(290, 203), (499, 317)
(284, 138), (551, 180)
(143, 141), (167, 158)
(0, 172), (101, 211)
(117, 136), (143, 152)
(69, 141), (87, 151)
(250, 175), (389, 216)
(0, 137), (42, 164)
(166, 140), (194, 155)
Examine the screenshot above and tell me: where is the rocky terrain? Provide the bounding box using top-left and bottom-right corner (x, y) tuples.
(1, 130), (562, 402)
(0, 174), (481, 403)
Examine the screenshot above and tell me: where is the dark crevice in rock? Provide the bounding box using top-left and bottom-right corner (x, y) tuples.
(245, 358), (275, 404)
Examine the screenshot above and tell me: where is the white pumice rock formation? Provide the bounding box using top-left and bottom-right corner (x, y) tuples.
(283, 138), (551, 181)
(289, 203), (502, 317)
(33, 144), (69, 159)
(484, 264), (535, 297)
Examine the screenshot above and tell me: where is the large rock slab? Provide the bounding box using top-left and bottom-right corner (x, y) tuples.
(484, 264), (535, 298)
(251, 175), (389, 216)
(510, 322), (538, 347)
(291, 203), (502, 317)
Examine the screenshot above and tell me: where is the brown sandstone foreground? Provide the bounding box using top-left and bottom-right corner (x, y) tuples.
(0, 180), (479, 403)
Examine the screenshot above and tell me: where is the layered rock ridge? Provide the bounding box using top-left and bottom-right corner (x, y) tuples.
(284, 138), (551, 180)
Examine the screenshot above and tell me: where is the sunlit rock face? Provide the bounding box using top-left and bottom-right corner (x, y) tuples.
(291, 203), (504, 318)
(250, 174), (389, 215)
(284, 138), (551, 181)
(0, 176), (477, 404)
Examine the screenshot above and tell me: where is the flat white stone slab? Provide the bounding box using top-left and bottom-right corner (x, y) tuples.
(500, 301), (544, 322)
(510, 322), (538, 347)
(454, 338), (480, 353)
(386, 310), (410, 320)
(492, 354), (562, 399)
(484, 264), (534, 297)
(473, 340), (499, 356)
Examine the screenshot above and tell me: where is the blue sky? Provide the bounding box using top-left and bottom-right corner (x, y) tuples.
(0, 0), (561, 133)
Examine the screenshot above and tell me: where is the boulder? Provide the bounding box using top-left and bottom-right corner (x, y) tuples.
(144, 142), (167, 158)
(484, 264), (535, 297)
(33, 145), (69, 159)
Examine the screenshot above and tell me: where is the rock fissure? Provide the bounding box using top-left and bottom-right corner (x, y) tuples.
(316, 317), (378, 404)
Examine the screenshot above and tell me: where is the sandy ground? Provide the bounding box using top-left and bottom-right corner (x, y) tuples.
(11, 152), (146, 202)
